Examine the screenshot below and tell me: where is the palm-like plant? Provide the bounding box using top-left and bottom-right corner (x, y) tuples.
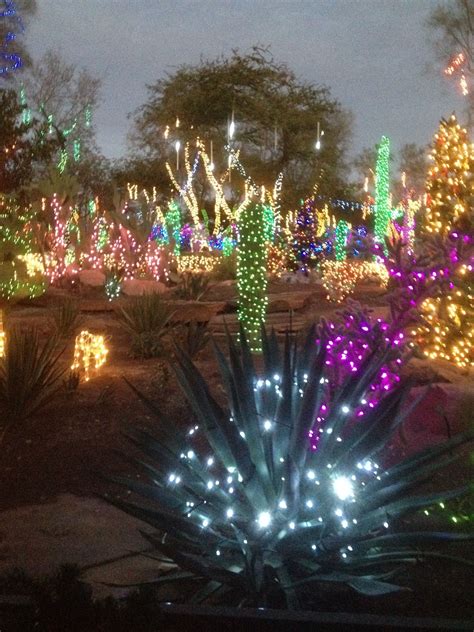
(109, 314), (473, 608)
(117, 293), (174, 358)
(174, 272), (211, 301)
(48, 297), (83, 338)
(0, 327), (65, 434)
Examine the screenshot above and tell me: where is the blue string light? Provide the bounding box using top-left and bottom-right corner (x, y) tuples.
(0, 0), (24, 75)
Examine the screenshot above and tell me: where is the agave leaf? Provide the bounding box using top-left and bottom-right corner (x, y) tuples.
(189, 580), (224, 604)
(358, 485), (471, 529)
(289, 342), (326, 472)
(367, 430), (474, 493)
(333, 385), (409, 469)
(361, 454), (462, 512)
(351, 531), (474, 551)
(348, 576), (404, 595)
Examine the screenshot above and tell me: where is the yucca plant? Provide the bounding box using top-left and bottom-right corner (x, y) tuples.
(109, 313), (473, 609)
(48, 297), (83, 339)
(178, 320), (210, 358)
(0, 327), (66, 432)
(117, 293), (174, 358)
(174, 272), (211, 301)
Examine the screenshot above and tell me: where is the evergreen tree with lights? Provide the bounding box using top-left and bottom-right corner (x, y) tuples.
(292, 197), (321, 272)
(424, 114), (474, 237)
(414, 114), (474, 369)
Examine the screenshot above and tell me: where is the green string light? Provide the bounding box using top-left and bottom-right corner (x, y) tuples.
(165, 201), (181, 257)
(58, 149), (68, 174)
(263, 205), (275, 243)
(105, 273), (121, 301)
(237, 202), (268, 353)
(374, 136), (391, 254)
(222, 235), (234, 257)
(20, 87), (31, 125)
(73, 139), (81, 162)
(96, 219), (109, 252)
(335, 220), (349, 261)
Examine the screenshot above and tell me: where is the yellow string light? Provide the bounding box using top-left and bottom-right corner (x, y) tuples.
(177, 254), (218, 274)
(321, 261), (389, 303)
(71, 330), (108, 381)
(0, 311), (4, 359)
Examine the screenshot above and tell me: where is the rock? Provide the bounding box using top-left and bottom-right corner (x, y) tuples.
(403, 357), (472, 386)
(168, 300), (228, 322)
(122, 279), (167, 296)
(387, 382), (474, 463)
(0, 494), (154, 579)
(214, 280), (235, 287)
(78, 269), (106, 288)
(267, 291), (314, 313)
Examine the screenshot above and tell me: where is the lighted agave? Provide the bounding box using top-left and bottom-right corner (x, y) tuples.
(109, 317), (473, 608)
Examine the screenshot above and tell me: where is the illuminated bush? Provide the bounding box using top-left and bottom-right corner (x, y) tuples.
(109, 315), (472, 608)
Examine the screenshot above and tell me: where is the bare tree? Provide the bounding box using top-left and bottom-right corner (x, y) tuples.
(426, 0), (474, 128)
(23, 49), (101, 152)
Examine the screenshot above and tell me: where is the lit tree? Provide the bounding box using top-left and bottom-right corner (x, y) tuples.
(425, 0), (474, 129)
(413, 115), (474, 369)
(0, 88), (59, 195)
(424, 114), (474, 237)
(292, 197), (320, 272)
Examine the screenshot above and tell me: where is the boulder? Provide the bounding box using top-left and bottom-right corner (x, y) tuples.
(78, 269), (106, 288)
(168, 300), (228, 322)
(122, 279), (167, 296)
(267, 291), (314, 313)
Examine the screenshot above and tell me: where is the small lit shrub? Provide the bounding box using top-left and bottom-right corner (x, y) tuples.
(109, 319), (473, 609)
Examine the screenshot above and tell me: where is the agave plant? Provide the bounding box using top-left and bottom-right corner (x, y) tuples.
(48, 297), (83, 338)
(109, 314), (473, 608)
(178, 320), (210, 359)
(117, 293), (174, 358)
(0, 327), (65, 432)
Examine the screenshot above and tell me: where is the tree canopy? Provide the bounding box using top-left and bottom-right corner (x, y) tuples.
(425, 0), (474, 127)
(129, 47), (353, 210)
(0, 88), (60, 195)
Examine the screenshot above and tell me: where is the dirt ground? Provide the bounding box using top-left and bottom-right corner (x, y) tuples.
(0, 282), (473, 621)
(0, 281), (471, 515)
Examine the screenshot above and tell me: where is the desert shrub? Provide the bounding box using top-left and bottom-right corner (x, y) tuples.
(117, 293), (174, 358)
(210, 252), (236, 281)
(62, 368), (81, 393)
(48, 297), (83, 338)
(0, 565), (165, 631)
(0, 327), (65, 428)
(109, 319), (473, 609)
(174, 271), (211, 301)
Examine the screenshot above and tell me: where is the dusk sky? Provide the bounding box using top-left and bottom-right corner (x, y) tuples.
(27, 0), (465, 162)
